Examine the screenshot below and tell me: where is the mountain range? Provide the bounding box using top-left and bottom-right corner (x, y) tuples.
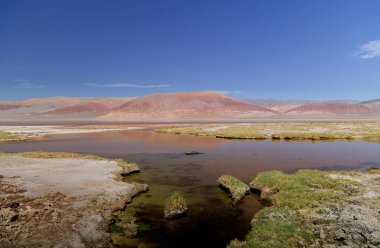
(1, 92), (379, 121)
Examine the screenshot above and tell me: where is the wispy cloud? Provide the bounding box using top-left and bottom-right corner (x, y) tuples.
(83, 83), (171, 88)
(353, 39), (380, 59)
(11, 80), (48, 89)
(214, 90), (245, 95)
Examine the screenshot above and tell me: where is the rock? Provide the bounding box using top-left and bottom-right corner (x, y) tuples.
(369, 231), (380, 245)
(124, 223), (139, 238)
(7, 202), (20, 208)
(184, 151), (203, 155)
(332, 228), (346, 241)
(350, 232), (365, 243)
(218, 175), (250, 203)
(164, 192), (187, 219)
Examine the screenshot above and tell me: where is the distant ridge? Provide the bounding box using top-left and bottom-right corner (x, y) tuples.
(285, 102), (375, 115)
(1, 93), (380, 121)
(360, 99), (380, 109)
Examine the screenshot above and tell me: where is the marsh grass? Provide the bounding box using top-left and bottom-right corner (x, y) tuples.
(251, 170), (344, 209)
(156, 122), (380, 141)
(230, 170), (356, 248)
(0, 131), (18, 140)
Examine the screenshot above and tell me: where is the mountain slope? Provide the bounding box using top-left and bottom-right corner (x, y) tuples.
(360, 99), (380, 109)
(285, 102), (375, 115)
(103, 92), (277, 119)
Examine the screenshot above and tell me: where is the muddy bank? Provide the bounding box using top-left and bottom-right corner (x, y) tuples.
(0, 154), (143, 247)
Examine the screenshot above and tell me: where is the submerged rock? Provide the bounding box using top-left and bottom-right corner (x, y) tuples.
(217, 175), (250, 203)
(164, 192), (187, 219)
(124, 221), (139, 238)
(184, 151), (203, 155)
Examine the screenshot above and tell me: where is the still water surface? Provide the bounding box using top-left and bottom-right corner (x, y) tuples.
(1, 129), (379, 247)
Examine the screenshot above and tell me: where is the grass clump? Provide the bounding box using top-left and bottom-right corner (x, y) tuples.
(164, 192), (187, 219)
(250, 170), (344, 209)
(218, 175), (250, 203)
(117, 159), (140, 176)
(229, 207), (314, 248)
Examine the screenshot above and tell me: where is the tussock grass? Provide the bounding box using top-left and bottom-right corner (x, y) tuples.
(217, 175), (250, 203)
(164, 192), (187, 219)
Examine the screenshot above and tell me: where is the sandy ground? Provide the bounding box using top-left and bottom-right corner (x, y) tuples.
(0, 155), (140, 247)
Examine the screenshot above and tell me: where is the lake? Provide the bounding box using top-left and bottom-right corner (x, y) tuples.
(1, 129), (379, 247)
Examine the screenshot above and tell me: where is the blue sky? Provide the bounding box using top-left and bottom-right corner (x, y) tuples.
(1, 0), (380, 101)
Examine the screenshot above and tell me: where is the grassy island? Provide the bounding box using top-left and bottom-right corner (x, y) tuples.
(217, 175), (250, 203)
(229, 169), (380, 247)
(156, 122), (380, 141)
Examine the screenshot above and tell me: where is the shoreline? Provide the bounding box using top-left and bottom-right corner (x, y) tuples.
(0, 152), (147, 247)
(156, 122), (380, 142)
(0, 125), (145, 143)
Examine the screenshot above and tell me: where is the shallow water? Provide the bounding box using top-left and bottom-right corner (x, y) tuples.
(1, 129), (380, 247)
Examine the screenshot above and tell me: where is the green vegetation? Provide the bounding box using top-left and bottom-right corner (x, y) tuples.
(217, 175), (250, 203)
(250, 170), (344, 209)
(164, 192), (187, 219)
(230, 170), (356, 248)
(1, 151), (105, 160)
(156, 122), (380, 141)
(0, 131), (18, 141)
(229, 207), (314, 248)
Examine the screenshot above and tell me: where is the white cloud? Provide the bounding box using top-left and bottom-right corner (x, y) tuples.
(214, 90), (245, 95)
(16, 82), (48, 89)
(353, 39), (380, 59)
(6, 80), (48, 89)
(83, 83), (171, 88)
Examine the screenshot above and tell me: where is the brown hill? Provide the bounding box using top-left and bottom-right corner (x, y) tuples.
(285, 102), (375, 115)
(104, 92), (277, 119)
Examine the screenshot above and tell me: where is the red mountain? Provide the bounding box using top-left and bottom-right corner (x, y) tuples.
(104, 92), (277, 119)
(285, 102), (375, 115)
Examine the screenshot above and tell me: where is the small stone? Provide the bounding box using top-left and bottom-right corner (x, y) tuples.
(333, 228), (347, 241)
(350, 232), (365, 242)
(319, 228), (326, 239)
(369, 231), (380, 245)
(124, 223), (139, 238)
